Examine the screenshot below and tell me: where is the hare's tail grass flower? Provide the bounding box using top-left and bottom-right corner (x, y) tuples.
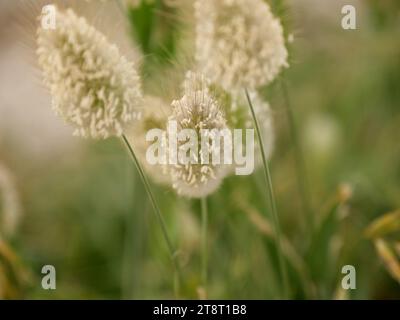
(168, 71), (230, 198)
(245, 89), (289, 299)
(36, 7), (142, 139)
(37, 7), (181, 296)
(195, 0), (288, 97)
(169, 71), (230, 296)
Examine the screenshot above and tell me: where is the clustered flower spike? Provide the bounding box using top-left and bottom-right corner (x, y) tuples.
(169, 71), (229, 198)
(37, 7), (142, 139)
(195, 0), (288, 96)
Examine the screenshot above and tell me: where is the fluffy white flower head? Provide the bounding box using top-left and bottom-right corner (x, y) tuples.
(37, 8), (142, 139)
(195, 0), (288, 95)
(169, 71), (229, 198)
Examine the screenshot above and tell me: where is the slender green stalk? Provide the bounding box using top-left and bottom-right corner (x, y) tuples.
(245, 89), (289, 299)
(201, 197), (208, 293)
(121, 158), (134, 299)
(122, 134), (182, 297)
(280, 78), (314, 233)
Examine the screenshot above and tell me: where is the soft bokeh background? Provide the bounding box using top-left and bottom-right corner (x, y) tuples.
(0, 0), (399, 299)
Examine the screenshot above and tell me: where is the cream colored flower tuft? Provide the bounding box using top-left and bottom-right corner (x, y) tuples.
(169, 71), (229, 198)
(126, 95), (172, 185)
(195, 0), (288, 95)
(37, 8), (142, 139)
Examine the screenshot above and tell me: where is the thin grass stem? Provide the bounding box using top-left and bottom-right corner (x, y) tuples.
(245, 89), (290, 299)
(122, 134), (182, 297)
(201, 197), (208, 294)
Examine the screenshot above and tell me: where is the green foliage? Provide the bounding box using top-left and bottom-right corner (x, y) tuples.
(127, 0), (181, 72)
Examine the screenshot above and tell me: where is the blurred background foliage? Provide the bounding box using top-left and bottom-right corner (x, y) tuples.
(0, 0), (399, 299)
